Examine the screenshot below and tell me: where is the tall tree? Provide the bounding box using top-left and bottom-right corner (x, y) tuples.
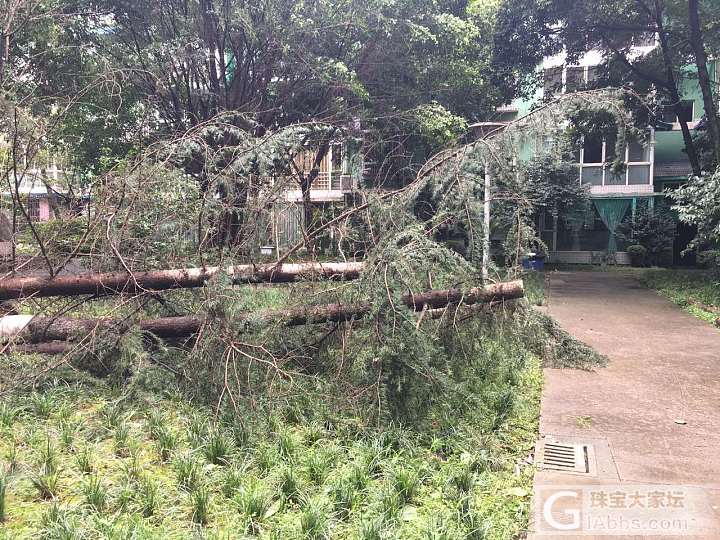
(491, 0), (711, 175)
(687, 0), (720, 167)
(84, 0), (509, 243)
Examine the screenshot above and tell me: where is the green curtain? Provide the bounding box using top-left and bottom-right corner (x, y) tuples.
(593, 199), (630, 252)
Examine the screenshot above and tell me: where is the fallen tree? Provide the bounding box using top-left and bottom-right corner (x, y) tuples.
(0, 261), (365, 300)
(0, 280), (524, 352)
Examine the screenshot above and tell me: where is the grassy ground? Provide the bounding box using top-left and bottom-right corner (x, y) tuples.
(639, 269), (720, 325)
(0, 339), (543, 539)
(520, 272), (546, 307)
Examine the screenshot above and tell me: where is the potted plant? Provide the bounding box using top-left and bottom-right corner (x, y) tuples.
(626, 244), (648, 267)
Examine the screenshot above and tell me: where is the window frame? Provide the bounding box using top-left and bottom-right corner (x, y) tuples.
(579, 134), (653, 187)
(27, 197), (41, 222)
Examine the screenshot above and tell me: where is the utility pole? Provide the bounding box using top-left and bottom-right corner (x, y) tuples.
(483, 162), (491, 279)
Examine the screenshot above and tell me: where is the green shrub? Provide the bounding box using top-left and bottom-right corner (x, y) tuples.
(174, 454), (201, 491)
(697, 249), (720, 269)
(81, 475), (107, 512)
(617, 206), (675, 266)
(626, 244), (648, 267)
(190, 486), (211, 525)
(203, 429), (232, 465)
(18, 217), (90, 256)
(31, 470), (60, 500)
(235, 484), (274, 533)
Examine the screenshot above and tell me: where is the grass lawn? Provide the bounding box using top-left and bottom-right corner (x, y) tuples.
(0, 328), (543, 539)
(520, 271), (546, 306)
(639, 269), (720, 325)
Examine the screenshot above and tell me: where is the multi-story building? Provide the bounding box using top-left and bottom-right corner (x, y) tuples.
(266, 139), (363, 249)
(487, 44), (715, 265)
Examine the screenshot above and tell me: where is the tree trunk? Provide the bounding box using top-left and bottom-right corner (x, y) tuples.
(0, 261), (365, 300)
(687, 0), (720, 166)
(654, 0), (702, 176)
(0, 280), (525, 348)
(300, 136), (333, 251)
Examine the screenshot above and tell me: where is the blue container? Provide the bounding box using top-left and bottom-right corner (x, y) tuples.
(522, 256), (545, 271)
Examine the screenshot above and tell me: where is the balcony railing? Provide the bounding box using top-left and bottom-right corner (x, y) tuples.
(580, 163), (651, 186)
(310, 171), (352, 191)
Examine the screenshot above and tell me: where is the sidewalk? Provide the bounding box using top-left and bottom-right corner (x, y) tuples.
(531, 271), (720, 539)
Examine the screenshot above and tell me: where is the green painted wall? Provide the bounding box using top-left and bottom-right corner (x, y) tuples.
(504, 59), (715, 126)
(655, 131), (687, 162)
(499, 58), (716, 171)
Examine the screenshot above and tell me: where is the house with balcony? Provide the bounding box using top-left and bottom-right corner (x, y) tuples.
(488, 45), (714, 265)
(266, 139), (363, 249)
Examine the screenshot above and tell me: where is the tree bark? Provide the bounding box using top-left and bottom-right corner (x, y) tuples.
(654, 0), (702, 176)
(300, 139), (331, 251)
(0, 261), (365, 300)
(0, 280), (524, 348)
(687, 0), (720, 166)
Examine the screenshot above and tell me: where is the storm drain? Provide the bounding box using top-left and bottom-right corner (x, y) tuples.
(536, 437), (595, 475)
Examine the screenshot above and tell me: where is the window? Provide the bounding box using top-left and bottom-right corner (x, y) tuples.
(633, 32), (656, 47)
(628, 139), (649, 162)
(586, 66), (601, 86)
(604, 132), (618, 161)
(579, 131), (652, 187)
(27, 198), (40, 222)
(661, 101), (695, 123)
(331, 143), (343, 172)
(565, 67), (585, 93)
(538, 212), (555, 232)
(583, 134), (603, 163)
(543, 67), (563, 96)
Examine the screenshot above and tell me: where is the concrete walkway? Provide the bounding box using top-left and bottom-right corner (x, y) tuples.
(532, 271), (720, 538)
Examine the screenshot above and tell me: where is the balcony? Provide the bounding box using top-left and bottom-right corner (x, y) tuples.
(579, 133), (654, 195)
(284, 143), (356, 202)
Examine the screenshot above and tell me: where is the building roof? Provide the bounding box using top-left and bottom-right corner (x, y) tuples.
(2, 173), (66, 198)
(654, 161), (693, 178)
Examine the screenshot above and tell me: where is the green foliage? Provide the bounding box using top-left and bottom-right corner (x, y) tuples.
(305, 450), (333, 486)
(0, 357), (543, 538)
(524, 157), (589, 221)
(235, 483), (274, 533)
(31, 470), (60, 500)
(0, 403), (19, 428)
(203, 429), (232, 465)
(113, 421), (131, 457)
(75, 447), (94, 475)
(0, 474), (6, 523)
(152, 424), (178, 462)
(671, 167), (720, 248)
(221, 466), (246, 498)
(174, 454), (202, 492)
(626, 245), (649, 267)
(300, 505), (329, 539)
(329, 479), (355, 518)
(416, 102), (469, 149)
(190, 486), (211, 525)
(391, 467), (420, 504)
(521, 307), (608, 369)
(59, 417), (81, 449)
(17, 218), (90, 257)
(29, 392), (54, 419)
(697, 250), (720, 269)
(617, 206), (676, 266)
(81, 475), (107, 512)
(136, 476), (159, 517)
(640, 269), (720, 325)
(277, 467), (302, 504)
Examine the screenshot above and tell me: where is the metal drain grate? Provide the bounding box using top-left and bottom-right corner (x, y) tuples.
(537, 438), (593, 474)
